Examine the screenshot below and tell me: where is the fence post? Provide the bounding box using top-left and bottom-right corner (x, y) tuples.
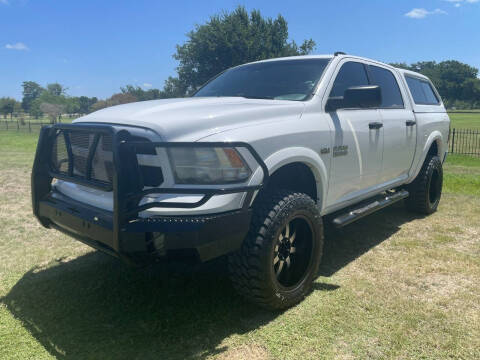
(451, 128), (455, 154)
(17, 120), (19, 131)
(475, 130), (480, 156)
(468, 129), (471, 155)
(28, 121), (31, 133)
(5, 120), (7, 131)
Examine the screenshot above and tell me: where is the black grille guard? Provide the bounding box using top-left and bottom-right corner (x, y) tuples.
(32, 123), (269, 252)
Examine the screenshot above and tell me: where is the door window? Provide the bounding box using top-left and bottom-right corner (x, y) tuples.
(330, 62), (369, 98)
(369, 65), (404, 108)
(405, 76), (440, 105)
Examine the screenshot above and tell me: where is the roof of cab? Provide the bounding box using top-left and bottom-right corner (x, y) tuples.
(239, 54), (431, 81)
(239, 54), (333, 67)
(246, 53), (396, 68)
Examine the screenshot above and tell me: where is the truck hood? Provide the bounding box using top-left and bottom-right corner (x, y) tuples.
(74, 97), (305, 141)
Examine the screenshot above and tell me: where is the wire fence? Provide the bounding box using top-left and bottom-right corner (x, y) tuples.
(449, 128), (480, 157)
(0, 119), (51, 133)
(0, 117), (76, 133)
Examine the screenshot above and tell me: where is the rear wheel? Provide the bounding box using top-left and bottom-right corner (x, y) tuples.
(228, 189), (323, 310)
(406, 155), (443, 214)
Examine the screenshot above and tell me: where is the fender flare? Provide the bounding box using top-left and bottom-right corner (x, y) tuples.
(409, 131), (444, 182)
(249, 146), (328, 210)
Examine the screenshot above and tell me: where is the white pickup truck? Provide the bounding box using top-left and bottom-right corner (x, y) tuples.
(32, 53), (450, 309)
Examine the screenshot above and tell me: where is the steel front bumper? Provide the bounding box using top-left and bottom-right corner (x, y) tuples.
(32, 124), (268, 263)
(38, 191), (252, 262)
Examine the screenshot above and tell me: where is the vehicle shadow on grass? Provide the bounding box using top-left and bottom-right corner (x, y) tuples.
(2, 202), (418, 359)
(320, 201), (421, 277)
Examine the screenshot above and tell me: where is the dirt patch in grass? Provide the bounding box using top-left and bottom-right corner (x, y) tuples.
(215, 344), (271, 360)
(417, 273), (474, 299)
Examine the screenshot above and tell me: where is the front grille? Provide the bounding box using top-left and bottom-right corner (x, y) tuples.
(51, 132), (69, 174)
(51, 130), (114, 188)
(90, 135), (114, 183)
(50, 129), (164, 190)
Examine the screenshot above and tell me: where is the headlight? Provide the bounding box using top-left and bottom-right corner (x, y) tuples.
(168, 147), (251, 184)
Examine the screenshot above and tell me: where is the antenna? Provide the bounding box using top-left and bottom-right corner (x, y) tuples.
(334, 51), (346, 56)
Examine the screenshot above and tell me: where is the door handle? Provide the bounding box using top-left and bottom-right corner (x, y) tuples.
(406, 120), (416, 127)
(369, 122), (383, 130)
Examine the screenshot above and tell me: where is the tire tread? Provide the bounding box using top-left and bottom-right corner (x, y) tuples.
(406, 155), (443, 214)
(229, 189), (323, 310)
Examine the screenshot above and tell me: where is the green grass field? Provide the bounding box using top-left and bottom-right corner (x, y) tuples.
(0, 132), (479, 359)
(449, 112), (480, 130)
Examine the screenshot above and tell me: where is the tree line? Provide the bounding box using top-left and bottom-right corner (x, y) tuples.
(2, 6), (479, 121)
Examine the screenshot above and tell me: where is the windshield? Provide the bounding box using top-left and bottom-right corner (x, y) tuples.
(194, 58), (331, 101)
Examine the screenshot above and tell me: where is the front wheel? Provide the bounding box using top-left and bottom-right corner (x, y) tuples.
(228, 189), (323, 310)
(406, 155), (443, 214)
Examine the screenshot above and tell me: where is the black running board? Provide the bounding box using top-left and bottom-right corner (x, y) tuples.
(332, 190), (409, 228)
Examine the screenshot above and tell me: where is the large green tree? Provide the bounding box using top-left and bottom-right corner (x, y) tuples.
(0, 97), (19, 119)
(21, 81), (81, 118)
(64, 97), (80, 116)
(165, 6), (316, 96)
(46, 83), (66, 97)
(29, 99), (43, 119)
(77, 96), (98, 114)
(21, 81), (44, 113)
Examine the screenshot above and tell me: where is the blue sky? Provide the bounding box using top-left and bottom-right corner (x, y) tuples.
(1, 0), (479, 100)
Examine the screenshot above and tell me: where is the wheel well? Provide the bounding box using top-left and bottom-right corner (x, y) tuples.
(428, 140), (439, 157)
(263, 162), (318, 201)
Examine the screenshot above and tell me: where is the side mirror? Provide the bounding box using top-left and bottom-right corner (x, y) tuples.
(326, 85), (382, 111)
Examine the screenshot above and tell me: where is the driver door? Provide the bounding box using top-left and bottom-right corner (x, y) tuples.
(325, 61), (384, 207)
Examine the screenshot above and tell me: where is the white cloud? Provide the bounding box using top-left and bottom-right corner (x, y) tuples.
(455, 3), (461, 7)
(405, 8), (447, 19)
(143, 83), (152, 88)
(5, 42), (29, 51)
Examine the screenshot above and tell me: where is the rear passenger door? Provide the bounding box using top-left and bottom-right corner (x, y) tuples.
(369, 65), (417, 183)
(325, 61), (384, 207)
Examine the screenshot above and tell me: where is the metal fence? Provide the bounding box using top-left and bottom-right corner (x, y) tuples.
(0, 119), (49, 133)
(0, 119), (74, 132)
(449, 128), (480, 157)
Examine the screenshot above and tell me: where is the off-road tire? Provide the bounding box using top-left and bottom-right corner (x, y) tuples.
(406, 155), (443, 214)
(228, 189), (323, 310)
